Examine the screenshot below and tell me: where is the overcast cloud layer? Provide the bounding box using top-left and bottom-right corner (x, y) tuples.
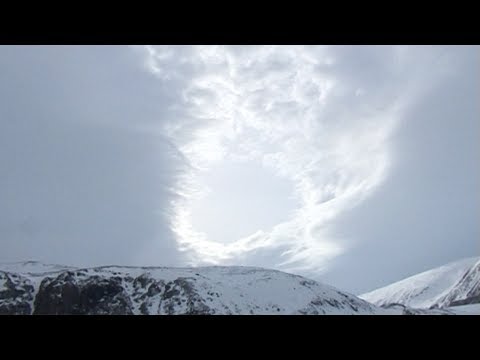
(0, 45), (478, 293)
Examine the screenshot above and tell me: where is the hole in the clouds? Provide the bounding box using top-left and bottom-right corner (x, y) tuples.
(188, 161), (299, 244)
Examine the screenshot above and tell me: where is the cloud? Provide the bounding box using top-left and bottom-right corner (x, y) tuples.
(318, 46), (480, 293)
(138, 45), (428, 273)
(1, 45), (476, 294)
(0, 46), (188, 267)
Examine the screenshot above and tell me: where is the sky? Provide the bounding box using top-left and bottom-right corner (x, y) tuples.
(0, 45), (478, 294)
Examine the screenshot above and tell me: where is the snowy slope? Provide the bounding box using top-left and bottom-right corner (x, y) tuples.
(0, 262), (384, 315)
(360, 257), (480, 309)
(0, 260), (74, 275)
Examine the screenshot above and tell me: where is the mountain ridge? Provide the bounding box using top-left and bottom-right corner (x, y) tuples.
(0, 261), (383, 315)
(2, 259), (478, 315)
(360, 256), (480, 310)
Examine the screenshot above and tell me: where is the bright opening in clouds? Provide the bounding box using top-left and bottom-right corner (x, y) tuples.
(138, 45), (422, 271)
(0, 45), (478, 294)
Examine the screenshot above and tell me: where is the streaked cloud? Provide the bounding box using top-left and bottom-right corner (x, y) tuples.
(138, 45), (427, 273)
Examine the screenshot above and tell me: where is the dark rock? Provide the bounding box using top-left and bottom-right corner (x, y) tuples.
(0, 272), (34, 314)
(33, 274), (133, 315)
(159, 278), (213, 315)
(450, 294), (480, 307)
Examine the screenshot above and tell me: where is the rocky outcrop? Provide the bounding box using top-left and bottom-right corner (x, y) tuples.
(0, 272), (35, 314)
(33, 272), (133, 315)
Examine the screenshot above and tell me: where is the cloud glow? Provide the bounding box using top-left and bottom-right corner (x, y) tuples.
(137, 45), (436, 274)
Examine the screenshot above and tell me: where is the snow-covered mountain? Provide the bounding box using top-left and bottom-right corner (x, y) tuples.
(0, 261), (384, 315)
(360, 256), (480, 310)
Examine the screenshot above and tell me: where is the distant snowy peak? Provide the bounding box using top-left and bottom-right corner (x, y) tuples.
(0, 261), (75, 275)
(0, 263), (382, 315)
(360, 257), (480, 309)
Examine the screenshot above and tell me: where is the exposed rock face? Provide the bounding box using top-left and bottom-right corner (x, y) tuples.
(0, 263), (383, 315)
(450, 294), (480, 307)
(0, 272), (35, 314)
(33, 272), (133, 315)
(31, 271), (221, 315)
(380, 303), (454, 315)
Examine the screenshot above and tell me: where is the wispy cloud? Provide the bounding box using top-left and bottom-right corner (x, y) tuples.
(135, 46), (405, 270)
(135, 45), (436, 274)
